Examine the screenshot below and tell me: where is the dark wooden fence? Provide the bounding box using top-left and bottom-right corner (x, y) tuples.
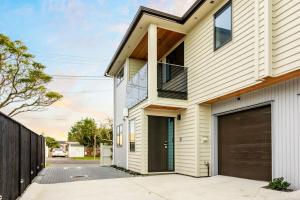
(0, 112), (45, 200)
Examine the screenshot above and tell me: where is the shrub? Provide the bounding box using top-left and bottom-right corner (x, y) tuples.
(268, 177), (290, 191)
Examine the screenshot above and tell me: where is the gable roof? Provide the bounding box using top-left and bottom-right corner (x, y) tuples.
(104, 0), (206, 76)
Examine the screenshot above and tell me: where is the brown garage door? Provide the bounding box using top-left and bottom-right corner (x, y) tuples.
(218, 105), (272, 181)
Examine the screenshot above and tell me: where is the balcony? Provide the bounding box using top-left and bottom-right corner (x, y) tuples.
(126, 62), (187, 109)
(126, 64), (148, 109)
(157, 62), (187, 100)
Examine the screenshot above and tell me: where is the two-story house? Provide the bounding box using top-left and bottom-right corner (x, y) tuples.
(105, 0), (300, 189)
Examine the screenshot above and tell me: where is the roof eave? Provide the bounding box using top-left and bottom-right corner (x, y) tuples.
(104, 0), (206, 76)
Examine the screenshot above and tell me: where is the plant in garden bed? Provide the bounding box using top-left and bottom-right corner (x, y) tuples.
(266, 177), (292, 192)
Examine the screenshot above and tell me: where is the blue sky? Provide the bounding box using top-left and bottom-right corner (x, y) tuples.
(0, 0), (195, 140)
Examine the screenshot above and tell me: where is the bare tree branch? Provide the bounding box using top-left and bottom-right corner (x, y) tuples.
(0, 33), (63, 116)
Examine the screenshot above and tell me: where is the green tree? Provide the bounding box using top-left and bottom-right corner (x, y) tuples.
(98, 117), (113, 145)
(68, 118), (98, 147)
(68, 118), (113, 159)
(0, 34), (62, 116)
(45, 136), (60, 150)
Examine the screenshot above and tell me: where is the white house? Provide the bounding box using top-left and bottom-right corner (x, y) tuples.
(105, 0), (300, 189)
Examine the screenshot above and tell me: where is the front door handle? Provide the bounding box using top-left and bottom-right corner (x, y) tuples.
(164, 141), (168, 148)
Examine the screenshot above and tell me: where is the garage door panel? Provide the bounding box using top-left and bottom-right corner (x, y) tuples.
(218, 105), (272, 181)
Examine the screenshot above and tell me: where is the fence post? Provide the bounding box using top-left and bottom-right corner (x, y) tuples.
(18, 124), (21, 197)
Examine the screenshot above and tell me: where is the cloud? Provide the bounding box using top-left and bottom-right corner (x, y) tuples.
(109, 23), (129, 34)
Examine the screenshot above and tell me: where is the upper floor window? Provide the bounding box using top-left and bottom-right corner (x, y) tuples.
(164, 42), (184, 83)
(116, 67), (124, 85)
(116, 124), (123, 147)
(214, 1), (232, 50)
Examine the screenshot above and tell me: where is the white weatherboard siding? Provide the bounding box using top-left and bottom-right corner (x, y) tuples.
(179, 0), (258, 177)
(272, 0), (300, 76)
(258, 0), (265, 78)
(128, 103), (146, 173)
(198, 104), (211, 176)
(211, 77), (300, 189)
(186, 0), (257, 104)
(175, 106), (196, 176)
(113, 64), (128, 168)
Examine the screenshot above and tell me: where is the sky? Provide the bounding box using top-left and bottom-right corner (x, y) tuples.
(0, 0), (196, 141)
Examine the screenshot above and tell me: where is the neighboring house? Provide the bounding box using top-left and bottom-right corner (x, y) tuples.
(105, 0), (300, 189)
(67, 142), (85, 158)
(57, 141), (68, 152)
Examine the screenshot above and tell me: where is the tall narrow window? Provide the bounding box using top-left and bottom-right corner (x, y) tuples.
(129, 120), (135, 152)
(116, 125), (123, 147)
(214, 1), (232, 50)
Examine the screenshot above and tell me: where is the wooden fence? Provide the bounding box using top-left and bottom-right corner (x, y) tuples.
(0, 112), (45, 200)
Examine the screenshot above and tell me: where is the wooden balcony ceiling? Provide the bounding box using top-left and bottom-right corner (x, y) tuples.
(130, 28), (185, 60)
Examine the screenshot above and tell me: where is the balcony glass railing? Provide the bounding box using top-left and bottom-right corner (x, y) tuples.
(126, 64), (148, 108)
(157, 62), (187, 100)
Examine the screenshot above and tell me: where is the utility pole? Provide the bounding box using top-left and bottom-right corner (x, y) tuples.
(93, 134), (96, 160)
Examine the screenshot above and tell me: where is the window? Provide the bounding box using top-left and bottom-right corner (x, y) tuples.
(116, 125), (123, 147)
(129, 120), (135, 152)
(163, 42), (184, 83)
(214, 1), (232, 50)
(116, 67), (124, 85)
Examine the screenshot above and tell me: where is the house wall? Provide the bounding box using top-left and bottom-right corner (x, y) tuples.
(186, 0), (257, 104)
(120, 0), (300, 182)
(176, 0), (258, 177)
(113, 62), (128, 168)
(272, 0), (300, 76)
(258, 0), (265, 78)
(174, 105), (196, 176)
(128, 102), (147, 173)
(181, 0), (300, 178)
(211, 77), (300, 189)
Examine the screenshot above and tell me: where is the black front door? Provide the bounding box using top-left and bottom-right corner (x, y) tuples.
(148, 116), (174, 172)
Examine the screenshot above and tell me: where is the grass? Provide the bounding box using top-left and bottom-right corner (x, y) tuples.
(72, 156), (100, 160)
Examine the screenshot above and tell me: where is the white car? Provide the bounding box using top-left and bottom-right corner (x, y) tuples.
(52, 148), (66, 157)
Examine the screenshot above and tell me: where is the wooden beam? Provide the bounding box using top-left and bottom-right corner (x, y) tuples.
(204, 69), (300, 104)
(145, 104), (186, 111)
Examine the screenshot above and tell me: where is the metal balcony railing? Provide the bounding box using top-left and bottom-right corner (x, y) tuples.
(157, 62), (187, 100)
(126, 64), (148, 108)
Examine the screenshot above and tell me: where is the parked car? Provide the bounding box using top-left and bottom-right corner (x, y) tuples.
(52, 148), (65, 157)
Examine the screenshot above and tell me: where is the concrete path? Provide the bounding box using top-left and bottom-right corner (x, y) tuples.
(34, 164), (131, 184)
(22, 175), (300, 200)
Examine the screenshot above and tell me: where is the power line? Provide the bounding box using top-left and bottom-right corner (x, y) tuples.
(51, 75), (112, 81)
(22, 117), (68, 121)
(35, 53), (105, 60)
(52, 78), (111, 81)
(52, 75), (107, 78)
(61, 89), (112, 94)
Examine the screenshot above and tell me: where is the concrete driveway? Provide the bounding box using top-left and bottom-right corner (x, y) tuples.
(34, 165), (131, 184)
(21, 174), (300, 200)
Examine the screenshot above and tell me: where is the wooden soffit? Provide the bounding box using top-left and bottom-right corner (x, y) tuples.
(130, 27), (185, 60)
(204, 69), (300, 104)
